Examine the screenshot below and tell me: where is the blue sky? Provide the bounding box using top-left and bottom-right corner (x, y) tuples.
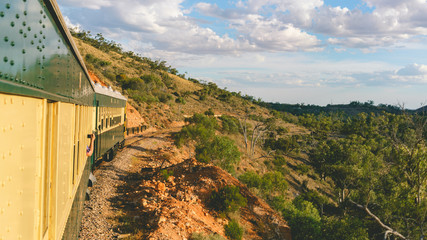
(58, 0), (427, 109)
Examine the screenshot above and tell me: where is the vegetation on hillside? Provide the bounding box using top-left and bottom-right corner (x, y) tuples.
(73, 29), (426, 240)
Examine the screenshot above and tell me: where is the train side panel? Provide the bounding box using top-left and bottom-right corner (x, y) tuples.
(0, 94), (45, 240)
(0, 93), (95, 240)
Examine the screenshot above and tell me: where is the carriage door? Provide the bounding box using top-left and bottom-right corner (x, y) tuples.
(41, 101), (56, 240)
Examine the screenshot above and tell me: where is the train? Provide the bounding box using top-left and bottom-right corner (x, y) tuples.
(0, 0), (127, 239)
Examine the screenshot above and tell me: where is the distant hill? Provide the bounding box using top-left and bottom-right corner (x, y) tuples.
(265, 101), (405, 116)
(416, 105), (427, 113)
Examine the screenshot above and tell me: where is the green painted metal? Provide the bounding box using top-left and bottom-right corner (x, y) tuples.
(95, 93), (126, 108)
(95, 124), (125, 161)
(62, 157), (91, 240)
(0, 0), (94, 105)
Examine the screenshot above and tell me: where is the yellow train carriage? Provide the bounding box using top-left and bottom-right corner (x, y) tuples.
(0, 96), (95, 240)
(0, 0), (109, 239)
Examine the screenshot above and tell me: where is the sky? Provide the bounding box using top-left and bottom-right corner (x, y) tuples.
(58, 0), (427, 109)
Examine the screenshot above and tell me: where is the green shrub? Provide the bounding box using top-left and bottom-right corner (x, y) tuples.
(199, 94), (207, 101)
(219, 115), (240, 134)
(174, 114), (218, 147)
(321, 216), (369, 240)
(238, 171), (261, 188)
(204, 108), (215, 116)
(272, 155), (286, 167)
(260, 171), (288, 194)
(295, 164), (310, 175)
(160, 169), (173, 181)
(190, 232), (225, 240)
(175, 96), (186, 104)
(276, 126), (289, 135)
(195, 136), (241, 172)
(210, 185), (247, 213)
(282, 200), (322, 240)
(224, 219), (244, 240)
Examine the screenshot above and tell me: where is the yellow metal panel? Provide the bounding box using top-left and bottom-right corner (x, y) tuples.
(0, 93), (45, 240)
(53, 102), (75, 240)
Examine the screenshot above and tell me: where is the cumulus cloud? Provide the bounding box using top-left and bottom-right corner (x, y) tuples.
(312, 0), (427, 49)
(59, 0), (427, 54)
(396, 63), (427, 76)
(60, 0), (248, 54)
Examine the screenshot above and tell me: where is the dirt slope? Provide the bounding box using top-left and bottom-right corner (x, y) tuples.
(79, 126), (291, 240)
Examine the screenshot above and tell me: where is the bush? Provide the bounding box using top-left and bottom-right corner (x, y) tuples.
(224, 219), (244, 240)
(210, 185), (247, 213)
(195, 136), (241, 172)
(205, 108), (215, 116)
(238, 171), (261, 188)
(295, 164), (310, 175)
(174, 114), (218, 147)
(175, 96), (186, 104)
(282, 200), (322, 240)
(190, 232), (225, 240)
(260, 171), (288, 194)
(276, 126), (289, 135)
(160, 169), (173, 181)
(219, 115), (240, 134)
(321, 216), (369, 240)
(272, 155), (286, 167)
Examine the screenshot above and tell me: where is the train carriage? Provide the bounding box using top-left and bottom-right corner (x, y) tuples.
(0, 0), (126, 239)
(93, 83), (127, 164)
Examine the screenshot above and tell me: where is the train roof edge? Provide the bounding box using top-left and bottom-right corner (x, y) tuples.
(43, 0), (94, 91)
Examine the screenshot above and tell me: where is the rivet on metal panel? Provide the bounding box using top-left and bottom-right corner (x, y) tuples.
(23, 10), (27, 15)
(19, 211), (23, 216)
(19, 190), (23, 195)
(10, 21), (15, 27)
(40, 10), (43, 14)
(42, 24), (45, 28)
(22, 21), (26, 26)
(0, 12), (4, 17)
(22, 49), (25, 54)
(30, 40), (34, 45)
(10, 60), (14, 66)
(10, 41), (14, 47)
(3, 36), (8, 42)
(15, 14), (19, 19)
(3, 57), (8, 62)
(23, 33), (27, 38)
(39, 30), (42, 34)
(39, 20), (42, 24)
(19, 29), (23, 34)
(6, 3), (11, 9)
(43, 15), (46, 19)
(27, 26), (31, 31)
(7, 176), (12, 181)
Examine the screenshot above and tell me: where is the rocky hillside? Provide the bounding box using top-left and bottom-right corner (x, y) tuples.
(79, 127), (291, 240)
(74, 32), (339, 240)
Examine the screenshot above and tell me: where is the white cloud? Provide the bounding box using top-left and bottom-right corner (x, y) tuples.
(396, 63), (427, 76)
(59, 0), (112, 10)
